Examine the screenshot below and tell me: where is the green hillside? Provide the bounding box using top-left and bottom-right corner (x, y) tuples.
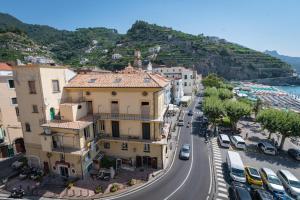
(0, 13), (293, 80)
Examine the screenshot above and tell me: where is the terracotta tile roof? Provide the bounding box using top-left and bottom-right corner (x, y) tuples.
(0, 63), (12, 71)
(65, 71), (169, 88)
(41, 115), (94, 130)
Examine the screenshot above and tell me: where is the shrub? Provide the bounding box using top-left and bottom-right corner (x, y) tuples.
(94, 186), (102, 194)
(128, 179), (137, 186)
(110, 184), (119, 193)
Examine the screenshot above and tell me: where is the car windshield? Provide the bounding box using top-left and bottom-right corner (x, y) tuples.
(290, 180), (300, 188)
(182, 148), (189, 153)
(268, 176), (281, 185)
(232, 168), (245, 177)
(223, 140), (230, 144)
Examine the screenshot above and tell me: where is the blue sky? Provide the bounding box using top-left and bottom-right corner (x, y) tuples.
(1, 0), (299, 56)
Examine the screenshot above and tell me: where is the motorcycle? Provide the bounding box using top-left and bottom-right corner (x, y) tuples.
(10, 187), (25, 198)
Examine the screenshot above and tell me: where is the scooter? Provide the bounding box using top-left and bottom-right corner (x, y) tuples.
(10, 187), (25, 198)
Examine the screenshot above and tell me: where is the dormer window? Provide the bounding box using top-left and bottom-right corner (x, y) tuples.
(88, 79), (96, 83)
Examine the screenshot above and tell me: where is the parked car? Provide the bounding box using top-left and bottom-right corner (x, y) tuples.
(30, 168), (44, 180)
(19, 167), (31, 180)
(179, 144), (191, 160)
(260, 168), (285, 195)
(277, 169), (300, 198)
(230, 182), (252, 200)
(10, 187), (25, 198)
(218, 134), (231, 148)
(178, 119), (184, 126)
(287, 148), (300, 161)
(11, 160), (24, 170)
(188, 110), (193, 116)
(245, 166), (263, 186)
(227, 151), (246, 183)
(231, 136), (246, 150)
(257, 142), (277, 155)
(251, 189), (274, 200)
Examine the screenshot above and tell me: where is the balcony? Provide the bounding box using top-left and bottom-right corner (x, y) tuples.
(61, 96), (87, 104)
(98, 133), (167, 145)
(94, 113), (155, 121)
(52, 146), (88, 155)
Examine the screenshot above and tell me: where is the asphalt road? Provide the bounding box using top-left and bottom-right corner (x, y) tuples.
(107, 96), (212, 200)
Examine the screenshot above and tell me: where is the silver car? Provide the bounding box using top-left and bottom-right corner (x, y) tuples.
(179, 144), (191, 160)
(277, 169), (300, 198)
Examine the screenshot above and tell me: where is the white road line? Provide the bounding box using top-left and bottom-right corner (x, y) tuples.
(218, 187), (228, 193)
(215, 166), (222, 170)
(216, 169), (223, 173)
(164, 105), (196, 200)
(208, 151), (213, 195)
(217, 193), (228, 198)
(217, 177), (225, 182)
(217, 173), (224, 178)
(214, 159), (222, 163)
(218, 182), (227, 187)
(214, 162), (222, 167)
(213, 157), (222, 161)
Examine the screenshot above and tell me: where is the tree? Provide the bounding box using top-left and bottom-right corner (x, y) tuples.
(256, 109), (279, 139)
(218, 88), (233, 100)
(253, 98), (262, 118)
(257, 109), (300, 150)
(203, 96), (225, 133)
(204, 87), (218, 97)
(202, 74), (223, 88)
(224, 100), (251, 131)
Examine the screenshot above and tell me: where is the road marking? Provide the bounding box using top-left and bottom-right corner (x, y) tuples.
(217, 173), (224, 178)
(216, 169), (223, 173)
(163, 104), (196, 200)
(215, 166), (222, 170)
(218, 187), (228, 193)
(217, 193), (228, 198)
(217, 177), (225, 182)
(218, 182), (227, 187)
(208, 151), (213, 195)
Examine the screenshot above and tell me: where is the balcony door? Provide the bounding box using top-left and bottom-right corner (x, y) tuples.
(87, 101), (93, 114)
(142, 123), (151, 140)
(111, 101), (119, 114)
(141, 102), (150, 117)
(112, 121), (120, 137)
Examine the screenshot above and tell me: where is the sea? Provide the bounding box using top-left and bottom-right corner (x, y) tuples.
(277, 86), (300, 96)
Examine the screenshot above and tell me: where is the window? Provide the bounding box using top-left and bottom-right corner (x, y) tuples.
(184, 75), (187, 79)
(15, 107), (19, 116)
(98, 120), (105, 133)
(189, 82), (191, 86)
(184, 82), (187, 86)
(104, 142), (110, 149)
(32, 105), (38, 113)
(96, 144), (99, 152)
(142, 123), (151, 140)
(177, 82), (179, 85)
(190, 75), (193, 79)
(11, 97), (17, 105)
(84, 127), (90, 139)
(8, 79), (14, 88)
(60, 153), (65, 161)
(25, 123), (31, 132)
(52, 80), (60, 93)
(144, 144), (150, 152)
(28, 81), (36, 94)
(122, 142), (128, 150)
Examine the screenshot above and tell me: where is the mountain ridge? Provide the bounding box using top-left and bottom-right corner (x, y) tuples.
(265, 50), (300, 73)
(0, 12), (294, 81)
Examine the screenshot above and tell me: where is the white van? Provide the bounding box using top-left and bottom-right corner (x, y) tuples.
(218, 134), (231, 148)
(231, 135), (246, 150)
(227, 151), (246, 183)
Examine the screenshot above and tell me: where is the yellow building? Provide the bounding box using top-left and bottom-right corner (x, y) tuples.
(0, 63), (24, 157)
(14, 64), (170, 179)
(12, 64), (77, 174)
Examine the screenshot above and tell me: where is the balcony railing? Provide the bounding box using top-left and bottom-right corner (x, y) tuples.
(94, 113), (154, 121)
(61, 96), (87, 104)
(98, 133), (166, 144)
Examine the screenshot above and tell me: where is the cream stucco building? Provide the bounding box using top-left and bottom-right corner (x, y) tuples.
(0, 63), (24, 157)
(14, 64), (170, 179)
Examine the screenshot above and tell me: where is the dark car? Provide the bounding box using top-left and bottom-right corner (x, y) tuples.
(230, 182), (252, 200)
(287, 148), (300, 161)
(251, 189), (274, 200)
(188, 110), (193, 116)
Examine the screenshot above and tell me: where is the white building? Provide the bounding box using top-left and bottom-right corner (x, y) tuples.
(153, 66), (199, 96)
(171, 79), (184, 105)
